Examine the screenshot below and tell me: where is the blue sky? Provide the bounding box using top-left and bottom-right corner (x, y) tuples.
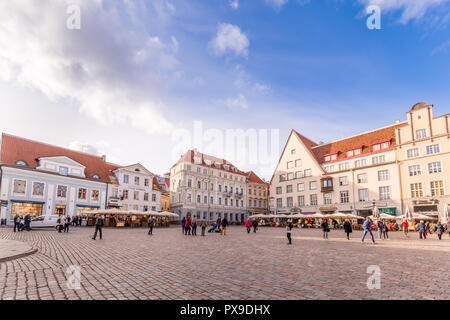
(0, 0), (449, 179)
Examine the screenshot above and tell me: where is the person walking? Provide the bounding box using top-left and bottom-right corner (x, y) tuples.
(13, 214), (21, 233)
(320, 219), (329, 239)
(181, 217), (186, 235)
(361, 217), (376, 244)
(252, 219), (258, 233)
(24, 214), (31, 232)
(92, 215), (104, 240)
(57, 214), (65, 233)
(192, 218), (198, 236)
(184, 216), (192, 235)
(418, 220), (427, 239)
(286, 220), (293, 245)
(343, 219), (352, 240)
(148, 217), (154, 235)
(245, 219), (252, 234)
(382, 221), (389, 240)
(401, 220), (409, 237)
(200, 220), (207, 236)
(221, 217), (229, 236)
(436, 222), (444, 240)
(377, 220), (384, 239)
(64, 215), (71, 233)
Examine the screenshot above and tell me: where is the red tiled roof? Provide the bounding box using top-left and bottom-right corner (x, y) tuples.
(171, 149), (247, 176)
(296, 124), (405, 165)
(0, 133), (119, 182)
(165, 178), (170, 188)
(246, 171), (269, 186)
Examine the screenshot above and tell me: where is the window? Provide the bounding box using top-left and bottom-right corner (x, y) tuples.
(324, 156), (331, 162)
(295, 171), (303, 179)
(323, 193), (332, 205)
(310, 194), (318, 206)
(426, 144), (440, 155)
(59, 167), (69, 176)
(197, 195), (201, 203)
(339, 177), (348, 186)
(298, 195), (305, 206)
(78, 188), (87, 200)
(286, 185), (293, 193)
(340, 191), (349, 203)
(324, 166), (334, 173)
(428, 162), (442, 174)
(204, 196), (208, 204)
(32, 182), (44, 197)
(415, 129), (427, 139)
(378, 170), (389, 181)
(91, 190), (99, 201)
(187, 194), (192, 203)
(357, 173), (367, 184)
(304, 169), (312, 177)
(354, 149), (361, 156)
(57, 185), (67, 198)
(144, 193), (149, 201)
(331, 154), (337, 161)
(295, 159), (302, 167)
(287, 161), (293, 169)
(347, 150), (354, 157)
(135, 176), (140, 185)
(279, 174), (286, 182)
(123, 190), (129, 200)
(309, 181), (317, 190)
(359, 189), (368, 202)
(355, 159), (367, 168)
(339, 162), (350, 171)
(408, 165), (421, 177)
(219, 197), (222, 205)
(407, 148), (420, 159)
(14, 180), (27, 194)
(287, 197), (293, 208)
(410, 183), (423, 198)
(276, 198), (282, 208)
(144, 179), (149, 187)
(123, 175), (129, 183)
(276, 187), (282, 195)
(297, 183), (305, 192)
(287, 173), (294, 180)
(381, 142), (389, 149)
(134, 191), (139, 200)
(15, 160), (27, 166)
(198, 181), (201, 189)
(373, 144), (381, 151)
(291, 149), (296, 155)
(379, 187), (390, 200)
(430, 181), (444, 197)
(372, 155), (385, 165)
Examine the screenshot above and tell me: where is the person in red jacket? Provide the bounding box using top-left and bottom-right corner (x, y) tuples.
(184, 217), (192, 235)
(245, 219), (252, 234)
(401, 220), (409, 237)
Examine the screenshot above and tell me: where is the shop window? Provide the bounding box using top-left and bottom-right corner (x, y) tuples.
(11, 202), (43, 219)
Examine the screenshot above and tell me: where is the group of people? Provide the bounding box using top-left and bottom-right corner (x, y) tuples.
(56, 214), (72, 233)
(12, 214), (31, 232)
(181, 216), (229, 236)
(245, 218), (259, 234)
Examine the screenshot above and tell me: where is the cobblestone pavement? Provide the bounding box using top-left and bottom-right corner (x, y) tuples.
(0, 226), (449, 300)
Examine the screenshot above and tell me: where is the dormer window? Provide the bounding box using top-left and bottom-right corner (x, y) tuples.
(59, 167), (69, 176)
(92, 174), (100, 179)
(135, 168), (140, 172)
(347, 150), (354, 157)
(15, 160), (27, 166)
(324, 154), (337, 162)
(381, 142), (389, 149)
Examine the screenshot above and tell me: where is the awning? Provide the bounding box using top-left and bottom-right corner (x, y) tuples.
(76, 204), (100, 208)
(10, 200), (45, 205)
(319, 206), (337, 211)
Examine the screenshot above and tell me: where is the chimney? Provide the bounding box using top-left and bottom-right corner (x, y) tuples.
(101, 155), (106, 162)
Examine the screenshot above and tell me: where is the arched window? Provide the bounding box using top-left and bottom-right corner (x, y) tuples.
(92, 174), (100, 179)
(15, 160), (27, 166)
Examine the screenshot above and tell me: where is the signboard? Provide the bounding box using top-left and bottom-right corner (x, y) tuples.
(378, 207), (396, 216)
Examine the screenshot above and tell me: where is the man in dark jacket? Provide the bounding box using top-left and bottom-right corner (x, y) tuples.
(92, 215), (104, 240)
(148, 217), (154, 235)
(377, 220), (384, 239)
(13, 214), (21, 232)
(221, 217), (229, 236)
(343, 219), (352, 240)
(24, 214), (31, 232)
(252, 219), (258, 233)
(181, 217), (186, 234)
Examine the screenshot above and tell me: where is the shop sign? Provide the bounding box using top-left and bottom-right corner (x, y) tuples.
(378, 207), (396, 215)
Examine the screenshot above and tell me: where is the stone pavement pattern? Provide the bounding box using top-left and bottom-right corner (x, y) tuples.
(0, 226), (449, 300)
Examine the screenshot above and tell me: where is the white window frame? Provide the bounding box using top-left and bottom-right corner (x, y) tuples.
(57, 184), (68, 199)
(406, 148), (420, 159)
(12, 179), (27, 197)
(77, 187), (88, 201)
(31, 181), (45, 198)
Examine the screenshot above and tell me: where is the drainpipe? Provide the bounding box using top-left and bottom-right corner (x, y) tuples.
(105, 181), (109, 210)
(0, 165), (4, 225)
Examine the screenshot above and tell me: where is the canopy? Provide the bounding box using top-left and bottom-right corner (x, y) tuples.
(326, 212), (351, 219)
(368, 213), (397, 220)
(248, 214), (267, 219)
(346, 214), (365, 220)
(159, 211), (179, 218)
(397, 213), (437, 221)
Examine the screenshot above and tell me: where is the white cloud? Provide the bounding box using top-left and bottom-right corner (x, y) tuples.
(229, 0), (239, 10)
(225, 94), (248, 109)
(266, 0), (289, 10)
(359, 0), (450, 23)
(0, 0), (175, 135)
(209, 23), (249, 58)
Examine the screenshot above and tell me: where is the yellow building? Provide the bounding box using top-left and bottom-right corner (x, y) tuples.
(161, 191), (170, 212)
(246, 171), (269, 217)
(396, 102), (450, 221)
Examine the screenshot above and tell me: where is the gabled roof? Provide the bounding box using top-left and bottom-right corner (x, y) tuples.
(0, 133), (119, 182)
(246, 171), (269, 186)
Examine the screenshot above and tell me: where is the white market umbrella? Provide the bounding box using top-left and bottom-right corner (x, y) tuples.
(404, 206), (413, 221)
(248, 214), (266, 219)
(346, 213), (365, 220)
(443, 203), (449, 222)
(160, 211), (179, 218)
(327, 212), (351, 219)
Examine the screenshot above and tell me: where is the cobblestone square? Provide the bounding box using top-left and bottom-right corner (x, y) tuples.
(1, 226), (449, 300)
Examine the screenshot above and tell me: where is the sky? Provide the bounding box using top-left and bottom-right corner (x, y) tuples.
(0, 0), (450, 180)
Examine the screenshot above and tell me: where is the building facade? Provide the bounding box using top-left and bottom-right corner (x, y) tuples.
(396, 102), (450, 219)
(170, 149), (247, 222)
(246, 171), (270, 217)
(270, 102), (450, 220)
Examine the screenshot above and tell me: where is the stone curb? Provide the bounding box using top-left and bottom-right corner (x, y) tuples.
(0, 248), (38, 264)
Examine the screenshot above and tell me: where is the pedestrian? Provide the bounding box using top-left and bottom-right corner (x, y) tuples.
(13, 214), (21, 232)
(417, 220), (427, 239)
(148, 217), (154, 235)
(252, 219), (258, 233)
(185, 216), (192, 235)
(320, 219), (329, 239)
(192, 218), (197, 236)
(377, 220), (384, 239)
(24, 214), (31, 232)
(436, 222), (444, 240)
(343, 219), (352, 240)
(221, 217), (229, 236)
(401, 220), (409, 237)
(245, 218), (252, 234)
(64, 215), (71, 233)
(382, 221), (389, 240)
(92, 215), (104, 240)
(286, 220), (293, 245)
(361, 217), (376, 244)
(200, 220), (207, 236)
(72, 216), (77, 226)
(181, 216), (186, 235)
(57, 214), (65, 233)
(447, 220), (450, 238)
